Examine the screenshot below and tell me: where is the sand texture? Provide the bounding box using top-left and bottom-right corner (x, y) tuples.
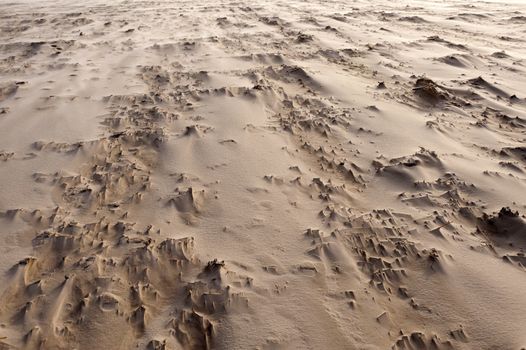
(0, 0), (526, 349)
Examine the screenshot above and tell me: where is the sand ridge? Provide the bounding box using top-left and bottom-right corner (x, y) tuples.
(0, 0), (525, 349)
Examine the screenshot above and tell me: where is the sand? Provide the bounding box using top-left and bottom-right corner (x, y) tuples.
(0, 0), (525, 349)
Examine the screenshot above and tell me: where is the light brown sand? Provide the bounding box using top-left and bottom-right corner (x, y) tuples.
(0, 0), (526, 349)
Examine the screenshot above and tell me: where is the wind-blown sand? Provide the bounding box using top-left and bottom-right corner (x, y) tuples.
(0, 0), (525, 348)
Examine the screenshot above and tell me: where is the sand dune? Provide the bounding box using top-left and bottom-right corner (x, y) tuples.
(0, 0), (525, 349)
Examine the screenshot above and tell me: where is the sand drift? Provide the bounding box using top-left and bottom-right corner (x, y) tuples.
(0, 0), (526, 349)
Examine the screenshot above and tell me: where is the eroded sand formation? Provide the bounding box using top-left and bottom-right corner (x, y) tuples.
(0, 0), (525, 349)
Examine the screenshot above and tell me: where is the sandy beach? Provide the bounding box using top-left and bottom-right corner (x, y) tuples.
(0, 0), (525, 348)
